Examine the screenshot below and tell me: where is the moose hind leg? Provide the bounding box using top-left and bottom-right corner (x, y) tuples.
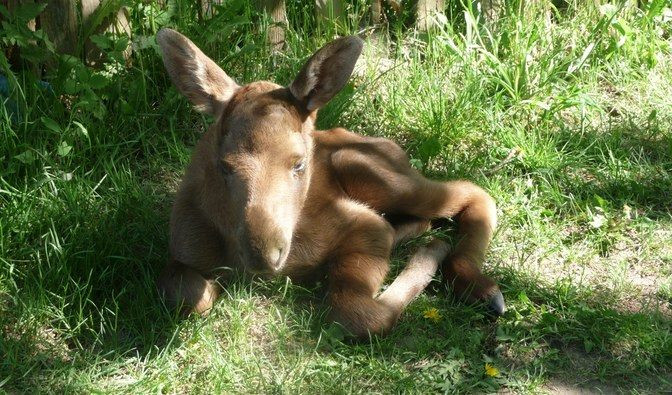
(332, 143), (504, 315)
(158, 260), (220, 316)
(385, 214), (432, 246)
(377, 238), (449, 311)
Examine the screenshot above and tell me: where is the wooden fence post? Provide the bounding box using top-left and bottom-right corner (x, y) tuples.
(316, 0), (345, 25)
(259, 0), (287, 53)
(199, 0), (223, 20)
(416, 0), (445, 31)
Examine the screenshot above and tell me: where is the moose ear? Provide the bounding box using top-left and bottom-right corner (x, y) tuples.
(289, 36), (364, 112)
(156, 28), (239, 116)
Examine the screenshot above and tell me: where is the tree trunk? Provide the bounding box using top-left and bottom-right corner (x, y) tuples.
(41, 0), (78, 56)
(372, 1), (402, 28)
(416, 0), (445, 31)
(372, 0), (383, 25)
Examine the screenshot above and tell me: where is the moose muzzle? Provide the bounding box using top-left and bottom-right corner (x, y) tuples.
(244, 205), (291, 273)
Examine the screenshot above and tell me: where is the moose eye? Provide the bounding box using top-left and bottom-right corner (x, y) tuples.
(292, 160), (306, 175)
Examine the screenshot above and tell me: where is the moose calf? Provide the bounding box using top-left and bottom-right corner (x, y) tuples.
(157, 29), (505, 338)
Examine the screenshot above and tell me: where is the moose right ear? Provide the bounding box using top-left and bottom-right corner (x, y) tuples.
(289, 36), (364, 112)
(156, 28), (239, 116)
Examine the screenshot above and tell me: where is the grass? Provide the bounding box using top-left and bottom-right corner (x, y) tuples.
(1, 0), (671, 393)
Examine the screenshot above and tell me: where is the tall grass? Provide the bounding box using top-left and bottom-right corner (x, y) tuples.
(1, 0), (671, 392)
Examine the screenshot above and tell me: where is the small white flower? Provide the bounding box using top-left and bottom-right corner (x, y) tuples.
(590, 213), (606, 229)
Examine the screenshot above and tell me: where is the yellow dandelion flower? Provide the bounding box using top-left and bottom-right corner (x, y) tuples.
(422, 308), (441, 322)
(485, 363), (499, 377)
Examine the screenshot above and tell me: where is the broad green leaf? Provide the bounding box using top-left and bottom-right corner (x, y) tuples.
(90, 34), (113, 51)
(409, 158), (423, 170)
(593, 194), (608, 209)
(113, 36), (130, 52)
(57, 141), (72, 157)
(88, 74), (110, 89)
(72, 121), (89, 137)
(133, 35), (156, 51)
(153, 0), (176, 26)
(76, 66), (91, 83)
(14, 150), (35, 164)
(41, 117), (61, 133)
(63, 79), (80, 95)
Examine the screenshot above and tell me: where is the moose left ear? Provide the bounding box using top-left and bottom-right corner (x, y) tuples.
(289, 36), (364, 112)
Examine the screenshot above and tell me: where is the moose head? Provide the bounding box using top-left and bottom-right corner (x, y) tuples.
(157, 29), (363, 274)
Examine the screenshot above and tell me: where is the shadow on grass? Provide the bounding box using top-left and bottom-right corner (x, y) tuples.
(220, 236), (671, 393)
(2, 114), (670, 392)
(553, 118), (672, 217)
(297, 263), (672, 392)
(2, 180), (670, 392)
(0, 172), (184, 391)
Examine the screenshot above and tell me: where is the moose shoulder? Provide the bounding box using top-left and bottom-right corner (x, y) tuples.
(156, 29), (505, 338)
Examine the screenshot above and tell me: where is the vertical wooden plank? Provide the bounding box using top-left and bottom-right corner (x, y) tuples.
(81, 0), (132, 66)
(416, 0), (445, 31)
(259, 0), (287, 53)
(316, 0), (345, 24)
(81, 0), (103, 66)
(200, 0), (223, 20)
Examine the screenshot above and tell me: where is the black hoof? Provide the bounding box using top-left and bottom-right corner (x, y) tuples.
(487, 290), (506, 316)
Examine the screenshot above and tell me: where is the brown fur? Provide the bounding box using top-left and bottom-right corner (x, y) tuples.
(156, 29), (504, 337)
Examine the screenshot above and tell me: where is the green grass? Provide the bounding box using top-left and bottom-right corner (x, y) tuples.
(1, 0), (672, 393)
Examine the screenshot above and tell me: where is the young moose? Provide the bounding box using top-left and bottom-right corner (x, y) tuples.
(157, 29), (505, 337)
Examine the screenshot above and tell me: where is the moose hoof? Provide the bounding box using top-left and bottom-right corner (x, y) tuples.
(487, 289), (506, 316)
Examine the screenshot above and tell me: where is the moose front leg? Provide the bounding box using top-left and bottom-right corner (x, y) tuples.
(158, 260), (220, 316)
(162, 198), (229, 316)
